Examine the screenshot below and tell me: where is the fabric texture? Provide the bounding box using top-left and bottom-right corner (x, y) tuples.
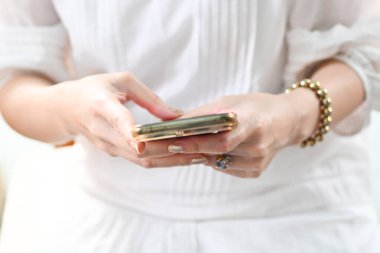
(2, 145), (380, 253)
(285, 18), (380, 134)
(0, 0), (69, 83)
(1, 0), (380, 252)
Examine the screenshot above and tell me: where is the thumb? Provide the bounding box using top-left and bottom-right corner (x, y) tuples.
(111, 72), (182, 120)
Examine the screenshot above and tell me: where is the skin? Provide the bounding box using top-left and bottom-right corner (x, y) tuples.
(0, 60), (364, 178)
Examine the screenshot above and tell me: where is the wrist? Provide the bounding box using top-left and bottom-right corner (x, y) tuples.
(45, 82), (77, 141)
(280, 87), (320, 145)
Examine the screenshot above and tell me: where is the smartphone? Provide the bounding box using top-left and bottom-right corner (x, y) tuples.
(131, 112), (237, 142)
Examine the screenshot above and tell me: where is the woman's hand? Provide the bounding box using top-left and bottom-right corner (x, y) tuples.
(49, 72), (191, 164)
(0, 71), (211, 168)
(143, 91), (320, 177)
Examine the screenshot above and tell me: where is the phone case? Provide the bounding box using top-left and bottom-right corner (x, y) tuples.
(131, 112), (237, 142)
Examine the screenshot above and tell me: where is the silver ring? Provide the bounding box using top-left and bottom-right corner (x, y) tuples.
(215, 154), (232, 169)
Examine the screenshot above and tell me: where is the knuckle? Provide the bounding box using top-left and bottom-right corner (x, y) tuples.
(88, 105), (97, 117)
(95, 142), (106, 150)
(89, 97), (108, 114)
(219, 142), (230, 153)
(255, 124), (265, 137)
(253, 118), (269, 137)
(135, 152), (146, 159)
(120, 72), (135, 82)
(140, 159), (154, 169)
(116, 141), (136, 156)
(87, 123), (100, 136)
(256, 146), (268, 157)
(152, 94), (163, 105)
(250, 171), (262, 178)
(218, 133), (240, 154)
(92, 95), (109, 106)
(254, 158), (267, 171)
(219, 135), (232, 153)
(249, 144), (268, 157)
(228, 131), (240, 146)
(109, 114), (122, 128)
(97, 141), (112, 153)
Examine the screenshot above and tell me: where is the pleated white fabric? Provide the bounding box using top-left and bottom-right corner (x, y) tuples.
(1, 0), (380, 252)
(2, 144), (380, 253)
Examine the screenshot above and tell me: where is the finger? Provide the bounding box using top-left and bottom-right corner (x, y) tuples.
(95, 98), (145, 153)
(139, 138), (182, 158)
(82, 130), (146, 164)
(83, 132), (121, 157)
(141, 130), (243, 158)
(205, 155), (265, 171)
(213, 169), (261, 178)
(97, 142), (119, 157)
(163, 130), (242, 155)
(162, 115), (252, 155)
(86, 116), (138, 155)
(110, 72), (183, 120)
(139, 154), (208, 169)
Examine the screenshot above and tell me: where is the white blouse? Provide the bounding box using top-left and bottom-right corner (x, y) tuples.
(1, 0), (380, 252)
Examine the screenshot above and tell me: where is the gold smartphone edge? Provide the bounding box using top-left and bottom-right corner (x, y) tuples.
(131, 112), (237, 142)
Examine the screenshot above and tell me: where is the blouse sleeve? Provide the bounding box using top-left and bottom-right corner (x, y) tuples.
(0, 0), (69, 86)
(284, 0), (380, 135)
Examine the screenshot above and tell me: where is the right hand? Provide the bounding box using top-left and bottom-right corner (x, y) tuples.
(52, 72), (182, 164)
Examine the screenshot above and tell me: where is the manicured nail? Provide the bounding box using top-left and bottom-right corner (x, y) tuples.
(191, 157), (208, 165)
(130, 141), (144, 154)
(168, 145), (184, 153)
(137, 142), (145, 154)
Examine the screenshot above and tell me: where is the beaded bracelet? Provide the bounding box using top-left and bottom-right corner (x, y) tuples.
(285, 79), (333, 147)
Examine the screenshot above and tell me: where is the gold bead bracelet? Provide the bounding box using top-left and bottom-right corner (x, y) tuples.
(285, 79), (333, 147)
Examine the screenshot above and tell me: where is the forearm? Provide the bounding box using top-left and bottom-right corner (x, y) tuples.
(0, 74), (72, 144)
(311, 60), (365, 123)
(284, 60), (365, 142)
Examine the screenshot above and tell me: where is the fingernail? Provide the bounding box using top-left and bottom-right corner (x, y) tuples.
(130, 141), (145, 154)
(137, 142), (145, 154)
(168, 145), (184, 153)
(169, 106), (184, 115)
(191, 157), (208, 165)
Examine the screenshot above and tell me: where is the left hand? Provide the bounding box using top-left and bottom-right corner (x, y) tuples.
(140, 92), (319, 178)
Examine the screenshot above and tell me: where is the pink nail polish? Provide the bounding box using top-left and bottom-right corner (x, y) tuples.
(130, 141), (144, 154)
